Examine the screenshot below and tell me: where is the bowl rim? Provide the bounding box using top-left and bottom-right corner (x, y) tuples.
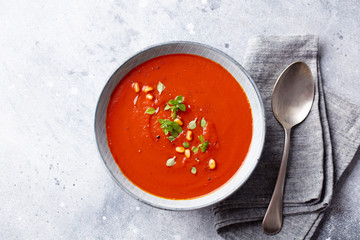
(94, 41), (266, 211)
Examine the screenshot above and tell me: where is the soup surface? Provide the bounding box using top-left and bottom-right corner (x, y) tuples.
(106, 54), (252, 199)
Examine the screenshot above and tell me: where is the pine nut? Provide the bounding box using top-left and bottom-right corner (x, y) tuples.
(174, 118), (183, 126)
(133, 83), (140, 93)
(175, 147), (185, 153)
(143, 86), (153, 93)
(186, 131), (193, 141)
(209, 159), (216, 170)
(146, 94), (153, 100)
(185, 149), (190, 158)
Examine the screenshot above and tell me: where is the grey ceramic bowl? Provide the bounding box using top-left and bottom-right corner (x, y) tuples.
(95, 42), (265, 210)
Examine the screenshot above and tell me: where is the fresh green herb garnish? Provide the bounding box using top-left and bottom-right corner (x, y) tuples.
(192, 146), (199, 153)
(157, 82), (165, 95)
(183, 142), (190, 148)
(164, 95), (186, 119)
(198, 135), (210, 152)
(201, 141), (209, 152)
(188, 118), (197, 129)
(191, 167), (197, 174)
(166, 156), (176, 167)
(145, 107), (156, 115)
(201, 117), (207, 127)
(159, 119), (183, 140)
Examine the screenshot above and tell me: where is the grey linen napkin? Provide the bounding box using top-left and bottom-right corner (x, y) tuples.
(213, 35), (360, 239)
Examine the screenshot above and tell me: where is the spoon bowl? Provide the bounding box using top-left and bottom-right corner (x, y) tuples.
(262, 62), (314, 234)
(272, 62), (315, 129)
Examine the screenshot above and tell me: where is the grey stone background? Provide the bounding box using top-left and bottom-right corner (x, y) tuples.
(1, 0), (359, 239)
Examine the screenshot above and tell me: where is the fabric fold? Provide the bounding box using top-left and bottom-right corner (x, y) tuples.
(213, 35), (360, 239)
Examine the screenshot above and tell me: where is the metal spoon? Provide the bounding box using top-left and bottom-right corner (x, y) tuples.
(262, 62), (315, 235)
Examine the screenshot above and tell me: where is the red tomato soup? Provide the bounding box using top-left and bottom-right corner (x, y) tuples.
(106, 54), (253, 199)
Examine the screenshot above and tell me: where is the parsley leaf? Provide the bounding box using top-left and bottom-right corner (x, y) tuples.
(172, 124), (182, 133)
(188, 118), (197, 130)
(198, 134), (204, 143)
(201, 117), (207, 127)
(192, 146), (199, 153)
(191, 167), (197, 174)
(169, 99), (177, 105)
(200, 141), (209, 152)
(157, 82), (165, 94)
(168, 136), (176, 142)
(178, 104), (186, 111)
(164, 95), (186, 119)
(145, 107), (156, 115)
(198, 135), (209, 152)
(166, 156), (176, 167)
(175, 95), (184, 103)
(183, 142), (190, 148)
(159, 119), (183, 141)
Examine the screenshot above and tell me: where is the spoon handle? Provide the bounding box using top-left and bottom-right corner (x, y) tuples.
(262, 127), (291, 235)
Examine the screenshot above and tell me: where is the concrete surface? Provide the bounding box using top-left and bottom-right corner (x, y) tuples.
(1, 0), (359, 239)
